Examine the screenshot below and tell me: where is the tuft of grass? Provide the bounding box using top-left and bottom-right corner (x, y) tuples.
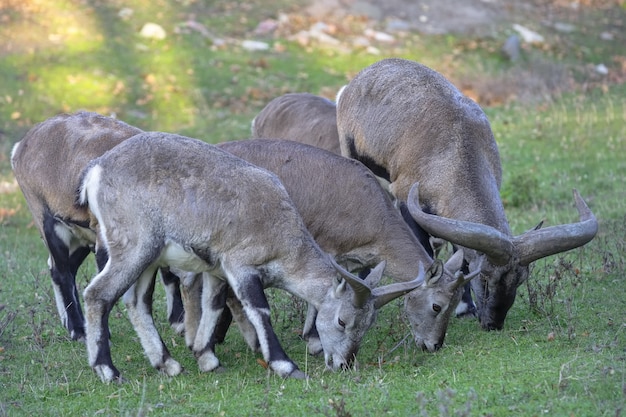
(501, 173), (540, 209)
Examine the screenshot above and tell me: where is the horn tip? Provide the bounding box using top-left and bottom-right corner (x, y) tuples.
(408, 182), (420, 199)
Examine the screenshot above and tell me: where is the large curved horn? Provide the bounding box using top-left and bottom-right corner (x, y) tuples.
(373, 263), (425, 309)
(331, 258), (377, 308)
(406, 183), (514, 266)
(514, 189), (598, 266)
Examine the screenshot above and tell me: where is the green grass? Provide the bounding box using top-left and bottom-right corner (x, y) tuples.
(1, 1), (625, 416)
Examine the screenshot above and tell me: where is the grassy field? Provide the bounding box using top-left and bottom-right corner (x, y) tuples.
(1, 1), (625, 416)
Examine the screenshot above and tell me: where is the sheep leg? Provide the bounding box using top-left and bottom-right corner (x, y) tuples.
(225, 295), (260, 352)
(302, 304), (323, 355)
(123, 266), (182, 377)
(213, 301), (234, 345)
(160, 267), (185, 334)
(83, 244), (179, 383)
(193, 272), (228, 372)
(229, 271), (306, 379)
(43, 212), (90, 341)
(455, 283), (478, 318)
(83, 266), (125, 383)
(455, 260), (478, 318)
(181, 272), (203, 349)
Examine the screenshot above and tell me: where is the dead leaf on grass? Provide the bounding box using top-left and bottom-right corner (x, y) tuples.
(0, 207), (17, 223)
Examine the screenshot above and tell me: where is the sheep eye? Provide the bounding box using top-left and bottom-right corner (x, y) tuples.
(338, 318), (346, 328)
(432, 304), (442, 313)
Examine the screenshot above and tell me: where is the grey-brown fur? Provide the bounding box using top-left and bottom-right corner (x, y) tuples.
(251, 93), (341, 154)
(78, 132), (422, 383)
(336, 58), (598, 330)
(212, 139), (475, 352)
(10, 112), (184, 340)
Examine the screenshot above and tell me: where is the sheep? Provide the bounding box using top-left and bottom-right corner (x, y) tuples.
(336, 58), (598, 330)
(251, 93), (341, 154)
(77, 131), (423, 383)
(10, 111), (185, 341)
(177, 138), (479, 355)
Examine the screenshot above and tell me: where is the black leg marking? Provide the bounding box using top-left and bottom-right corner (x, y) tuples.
(95, 247), (108, 272)
(43, 209), (90, 340)
(205, 284), (229, 349)
(160, 269), (185, 327)
(140, 271), (156, 314)
(239, 276), (296, 368)
(457, 260), (477, 318)
(93, 305), (120, 380)
(194, 277), (228, 372)
(213, 306), (233, 345)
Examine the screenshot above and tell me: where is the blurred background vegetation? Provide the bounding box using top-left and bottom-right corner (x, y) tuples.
(0, 0), (623, 173)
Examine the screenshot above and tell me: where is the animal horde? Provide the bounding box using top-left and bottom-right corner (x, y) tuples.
(208, 139), (479, 353)
(76, 132), (423, 382)
(10, 57), (599, 383)
(11, 111), (472, 382)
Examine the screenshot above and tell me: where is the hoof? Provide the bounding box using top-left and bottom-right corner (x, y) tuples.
(306, 337), (323, 356)
(197, 351), (220, 373)
(70, 329), (86, 342)
(270, 360), (303, 378)
(170, 321), (185, 335)
(160, 358), (183, 377)
(288, 369), (309, 380)
(93, 364), (121, 384)
(455, 300), (477, 319)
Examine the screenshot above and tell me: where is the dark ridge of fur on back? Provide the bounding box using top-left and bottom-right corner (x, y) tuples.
(345, 133), (390, 181)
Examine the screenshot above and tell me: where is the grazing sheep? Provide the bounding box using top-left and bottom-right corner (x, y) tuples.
(77, 132), (422, 382)
(336, 58), (598, 330)
(251, 93), (341, 154)
(10, 111), (184, 340)
(179, 139), (477, 354)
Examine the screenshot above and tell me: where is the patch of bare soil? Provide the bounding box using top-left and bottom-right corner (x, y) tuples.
(303, 0), (625, 104)
(306, 0), (513, 35)
(305, 0), (623, 36)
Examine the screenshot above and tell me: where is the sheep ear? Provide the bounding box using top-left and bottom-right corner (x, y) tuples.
(333, 275), (347, 298)
(444, 249), (464, 273)
(363, 261), (386, 288)
(450, 257), (483, 291)
(430, 237), (447, 257)
(425, 259), (444, 286)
